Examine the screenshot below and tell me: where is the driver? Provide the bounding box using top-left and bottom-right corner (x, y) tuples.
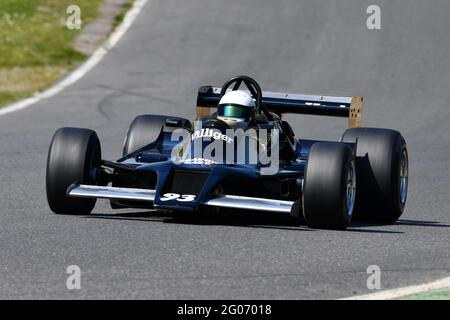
(217, 91), (256, 128)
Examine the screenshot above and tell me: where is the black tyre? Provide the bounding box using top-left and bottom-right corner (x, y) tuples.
(46, 127), (101, 214)
(302, 142), (356, 230)
(341, 128), (408, 223)
(123, 115), (191, 156)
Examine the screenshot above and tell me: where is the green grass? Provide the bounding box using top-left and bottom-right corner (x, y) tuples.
(0, 0), (103, 107)
(112, 0), (133, 30)
(401, 288), (450, 300)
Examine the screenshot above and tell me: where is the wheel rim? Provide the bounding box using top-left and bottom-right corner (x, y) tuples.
(399, 149), (408, 205)
(346, 160), (356, 216)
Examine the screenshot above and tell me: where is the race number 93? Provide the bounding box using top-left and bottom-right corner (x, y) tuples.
(160, 193), (196, 202)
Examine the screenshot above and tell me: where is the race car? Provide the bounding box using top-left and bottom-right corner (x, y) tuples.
(46, 75), (408, 230)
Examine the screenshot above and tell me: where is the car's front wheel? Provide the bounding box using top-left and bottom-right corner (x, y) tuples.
(302, 142), (356, 230)
(46, 127), (101, 214)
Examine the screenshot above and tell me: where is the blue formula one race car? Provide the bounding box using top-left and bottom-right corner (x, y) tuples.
(46, 75), (409, 230)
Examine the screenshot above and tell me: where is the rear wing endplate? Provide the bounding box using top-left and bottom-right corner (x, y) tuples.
(197, 86), (363, 128)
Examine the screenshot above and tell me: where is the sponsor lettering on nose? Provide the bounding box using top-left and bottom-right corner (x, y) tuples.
(191, 128), (233, 144)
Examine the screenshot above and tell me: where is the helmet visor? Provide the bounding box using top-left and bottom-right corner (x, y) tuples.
(218, 104), (250, 120)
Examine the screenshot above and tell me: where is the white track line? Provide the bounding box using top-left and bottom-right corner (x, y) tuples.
(0, 0), (149, 117)
(341, 276), (450, 300)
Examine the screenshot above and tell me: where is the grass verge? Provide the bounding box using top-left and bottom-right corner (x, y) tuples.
(400, 287), (450, 300)
(112, 0), (134, 30)
(0, 0), (133, 108)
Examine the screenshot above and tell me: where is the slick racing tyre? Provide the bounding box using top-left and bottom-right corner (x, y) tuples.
(341, 128), (408, 223)
(123, 115), (191, 156)
(302, 142), (356, 230)
(46, 127), (101, 215)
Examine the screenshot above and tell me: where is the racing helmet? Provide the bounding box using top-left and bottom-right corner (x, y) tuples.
(217, 91), (256, 127)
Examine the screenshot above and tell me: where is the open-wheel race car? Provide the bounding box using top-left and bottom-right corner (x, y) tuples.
(46, 75), (408, 230)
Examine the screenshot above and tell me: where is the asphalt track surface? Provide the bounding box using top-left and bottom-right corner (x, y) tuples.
(0, 0), (449, 299)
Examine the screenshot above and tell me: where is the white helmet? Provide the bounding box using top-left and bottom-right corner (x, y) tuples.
(217, 91), (256, 127)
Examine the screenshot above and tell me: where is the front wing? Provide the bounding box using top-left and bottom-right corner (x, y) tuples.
(67, 184), (295, 214)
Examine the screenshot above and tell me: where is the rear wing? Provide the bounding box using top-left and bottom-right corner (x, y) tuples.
(196, 86), (363, 128)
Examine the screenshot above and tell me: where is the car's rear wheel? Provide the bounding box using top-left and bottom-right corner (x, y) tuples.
(46, 127), (101, 214)
(302, 142), (356, 230)
(123, 115), (191, 156)
(341, 128), (408, 223)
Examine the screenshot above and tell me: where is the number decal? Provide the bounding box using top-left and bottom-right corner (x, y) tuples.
(159, 193), (179, 201)
(160, 193), (196, 202)
(178, 194), (196, 202)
